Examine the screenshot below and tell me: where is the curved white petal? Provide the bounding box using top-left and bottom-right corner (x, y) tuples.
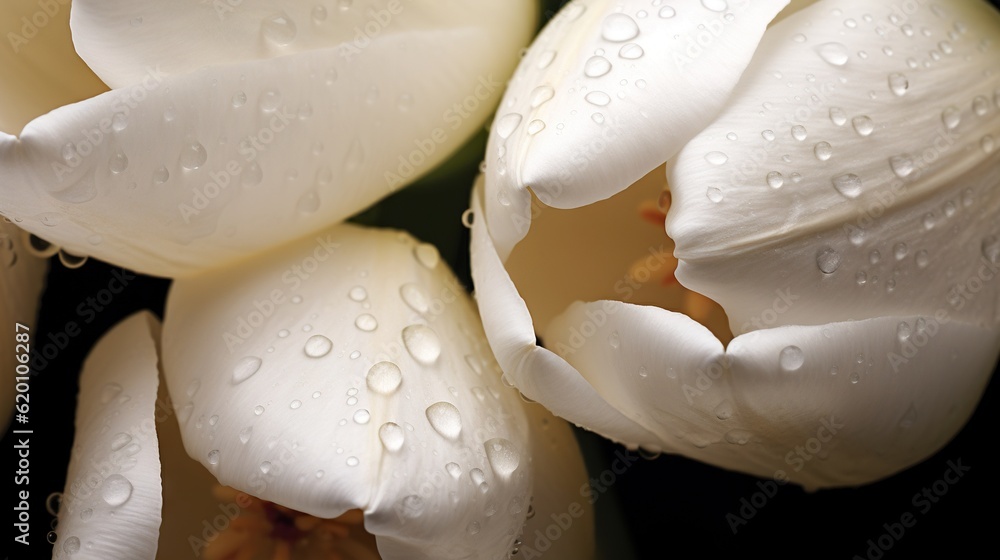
(669, 0), (1000, 331)
(545, 301), (999, 488)
(52, 312), (162, 560)
(1, 221), (47, 433)
(470, 183), (663, 448)
(484, 0), (789, 259)
(163, 224), (542, 559)
(0, 0), (108, 134)
(1, 1), (536, 278)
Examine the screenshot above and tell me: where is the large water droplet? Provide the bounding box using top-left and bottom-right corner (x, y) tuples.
(791, 125), (808, 141)
(402, 325), (442, 365)
(495, 113), (522, 139)
(619, 43), (644, 59)
(701, 0), (728, 12)
(400, 283), (430, 314)
(232, 356), (262, 384)
(705, 151), (728, 165)
(584, 56), (612, 78)
(355, 314), (378, 332)
(831, 173), (863, 198)
(852, 116), (874, 136)
(304, 335), (332, 358)
(585, 91), (611, 106)
(100, 382), (123, 404)
(446, 462), (462, 479)
(414, 243), (440, 269)
(367, 362), (402, 395)
(706, 187), (724, 203)
(426, 402), (462, 439)
(888, 73), (909, 96)
(379, 422), (405, 452)
(63, 536), (81, 554)
(296, 189), (320, 214)
(110, 433), (132, 452)
(262, 12), (297, 45)
(766, 171), (784, 189)
(353, 409), (371, 424)
(889, 155), (915, 178)
(108, 150), (129, 174)
(485, 438), (520, 477)
(779, 346), (805, 371)
(982, 235), (1000, 265)
(817, 42), (850, 66)
(941, 106), (961, 130)
(180, 142), (208, 170)
(829, 107), (847, 126)
(816, 247), (842, 274)
(814, 142), (833, 161)
(601, 13), (639, 42)
(102, 474), (133, 506)
(529, 85), (555, 108)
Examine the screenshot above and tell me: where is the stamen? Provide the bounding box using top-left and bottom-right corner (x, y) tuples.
(203, 486), (376, 560)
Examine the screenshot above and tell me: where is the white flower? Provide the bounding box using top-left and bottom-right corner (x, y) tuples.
(471, 0), (1000, 489)
(0, 1), (596, 558)
(52, 225), (595, 560)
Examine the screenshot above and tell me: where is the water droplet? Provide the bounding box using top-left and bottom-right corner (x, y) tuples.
(529, 85), (555, 108)
(829, 107), (848, 126)
(402, 325), (442, 365)
(110, 433), (132, 451)
(761, 129), (776, 141)
(152, 166), (170, 185)
(63, 536), (81, 554)
(426, 402), (462, 439)
(467, 521), (481, 535)
(817, 42), (850, 66)
(791, 125), (808, 141)
(705, 151), (728, 165)
(527, 120), (546, 135)
(585, 91), (611, 106)
(619, 43), (644, 59)
(982, 235), (1000, 265)
(602, 13), (639, 42)
(855, 271), (867, 285)
(102, 474), (133, 506)
(888, 73), (909, 96)
(353, 409), (371, 425)
(355, 314), (378, 332)
(706, 187), (724, 203)
(831, 173), (863, 198)
(701, 0), (728, 12)
(495, 113), (522, 139)
(470, 468), (486, 486)
(296, 189), (320, 214)
(414, 243), (440, 269)
(659, 6), (676, 18)
(816, 247), (842, 274)
(400, 283), (429, 313)
(982, 135), (996, 154)
(367, 362), (402, 395)
(446, 462), (462, 479)
(179, 142), (208, 170)
(262, 12), (297, 46)
(889, 155), (915, 178)
(724, 429), (753, 445)
(46, 492), (62, 515)
(348, 286), (368, 302)
(591, 112), (606, 124)
(232, 356), (262, 384)
(111, 112), (128, 132)
(814, 142), (833, 161)
(779, 346), (805, 371)
(379, 422), (405, 452)
(80, 508), (93, 521)
(893, 242), (908, 260)
(941, 106), (961, 130)
(485, 438), (520, 477)
(399, 495), (424, 519)
(766, 171), (784, 189)
(100, 383), (122, 404)
(714, 400), (734, 420)
(584, 56), (612, 78)
(852, 116), (874, 136)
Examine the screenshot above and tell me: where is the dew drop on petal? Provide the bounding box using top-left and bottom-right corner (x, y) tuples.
(816, 247), (842, 274)
(779, 346), (805, 371)
(426, 402), (462, 439)
(403, 325), (442, 365)
(353, 409), (371, 425)
(232, 356), (262, 384)
(400, 283), (430, 313)
(601, 13), (639, 42)
(102, 474), (133, 506)
(367, 362), (402, 395)
(304, 335), (332, 358)
(485, 438), (520, 477)
(379, 422), (405, 452)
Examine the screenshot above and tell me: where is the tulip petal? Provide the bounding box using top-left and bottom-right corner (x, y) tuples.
(668, 0), (1000, 331)
(1, 1), (535, 278)
(163, 224), (539, 559)
(52, 312), (162, 560)
(1, 221), (47, 433)
(545, 300), (999, 487)
(0, 0), (108, 134)
(470, 183), (664, 448)
(483, 0), (789, 259)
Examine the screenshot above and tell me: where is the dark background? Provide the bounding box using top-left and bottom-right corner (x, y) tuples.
(7, 1), (1000, 558)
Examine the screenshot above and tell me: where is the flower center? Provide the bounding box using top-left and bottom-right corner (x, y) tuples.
(202, 486), (379, 560)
